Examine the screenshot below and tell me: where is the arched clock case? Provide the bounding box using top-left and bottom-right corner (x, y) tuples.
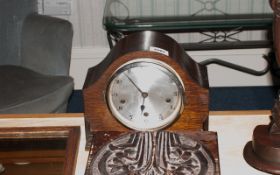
(83, 31), (220, 174)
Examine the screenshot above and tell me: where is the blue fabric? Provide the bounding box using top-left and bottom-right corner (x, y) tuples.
(210, 86), (278, 110)
(67, 87), (278, 113)
(67, 90), (84, 113)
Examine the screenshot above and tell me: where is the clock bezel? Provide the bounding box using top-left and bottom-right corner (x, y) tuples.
(106, 58), (185, 131)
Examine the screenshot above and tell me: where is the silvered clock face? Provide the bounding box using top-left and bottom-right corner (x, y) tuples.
(106, 59), (184, 131)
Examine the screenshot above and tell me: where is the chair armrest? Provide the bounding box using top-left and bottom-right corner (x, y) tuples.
(21, 14), (73, 76)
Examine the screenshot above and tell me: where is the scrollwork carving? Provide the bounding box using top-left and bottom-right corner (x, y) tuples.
(89, 131), (215, 175)
(270, 0), (280, 16)
(270, 99), (280, 134)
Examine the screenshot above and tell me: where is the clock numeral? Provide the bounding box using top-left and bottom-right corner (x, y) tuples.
(143, 112), (149, 117)
(159, 114), (164, 120)
(118, 106), (123, 111)
(173, 91), (178, 96)
(120, 99), (126, 104)
(112, 92), (118, 97)
(115, 79), (122, 84)
(165, 98), (171, 103)
(128, 114), (133, 120)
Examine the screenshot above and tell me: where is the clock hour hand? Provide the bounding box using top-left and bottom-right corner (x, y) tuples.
(140, 97), (146, 114)
(140, 104), (145, 114)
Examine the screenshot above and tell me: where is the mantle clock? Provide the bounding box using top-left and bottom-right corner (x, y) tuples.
(83, 31), (219, 174)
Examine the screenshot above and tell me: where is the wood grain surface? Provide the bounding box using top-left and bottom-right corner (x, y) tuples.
(83, 31), (209, 148)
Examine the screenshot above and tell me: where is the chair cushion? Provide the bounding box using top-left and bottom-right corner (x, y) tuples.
(0, 65), (74, 113)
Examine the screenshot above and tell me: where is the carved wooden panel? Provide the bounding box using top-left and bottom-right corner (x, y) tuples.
(270, 0), (280, 16)
(86, 131), (219, 175)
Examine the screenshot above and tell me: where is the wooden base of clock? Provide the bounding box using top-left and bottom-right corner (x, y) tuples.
(85, 131), (220, 175)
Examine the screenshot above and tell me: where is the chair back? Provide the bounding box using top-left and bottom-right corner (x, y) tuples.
(21, 14), (73, 76)
(0, 0), (37, 65)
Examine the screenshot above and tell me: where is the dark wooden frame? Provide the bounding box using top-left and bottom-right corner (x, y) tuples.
(0, 126), (80, 175)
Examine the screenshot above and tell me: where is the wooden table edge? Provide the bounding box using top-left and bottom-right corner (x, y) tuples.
(0, 113), (84, 119)
(209, 110), (271, 116)
(0, 111), (271, 119)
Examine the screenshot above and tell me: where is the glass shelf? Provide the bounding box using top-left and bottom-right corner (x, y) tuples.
(103, 0), (273, 50)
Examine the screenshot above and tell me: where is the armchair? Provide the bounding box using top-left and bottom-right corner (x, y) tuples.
(0, 0), (74, 113)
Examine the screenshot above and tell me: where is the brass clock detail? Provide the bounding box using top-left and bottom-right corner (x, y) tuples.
(83, 31), (219, 174)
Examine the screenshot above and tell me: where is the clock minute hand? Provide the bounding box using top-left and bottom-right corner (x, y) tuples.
(124, 74), (149, 114)
(124, 74), (145, 94)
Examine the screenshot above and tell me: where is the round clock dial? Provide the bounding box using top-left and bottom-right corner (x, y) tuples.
(106, 59), (184, 131)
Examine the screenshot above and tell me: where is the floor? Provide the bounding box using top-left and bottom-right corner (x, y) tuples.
(67, 86), (279, 113)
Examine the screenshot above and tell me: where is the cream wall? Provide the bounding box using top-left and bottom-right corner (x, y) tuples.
(62, 0), (272, 48)
(52, 0), (107, 47)
(43, 0), (275, 89)
(70, 48), (273, 89)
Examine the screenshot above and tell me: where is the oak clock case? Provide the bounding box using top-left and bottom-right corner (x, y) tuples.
(83, 31), (209, 145)
(83, 31), (219, 174)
